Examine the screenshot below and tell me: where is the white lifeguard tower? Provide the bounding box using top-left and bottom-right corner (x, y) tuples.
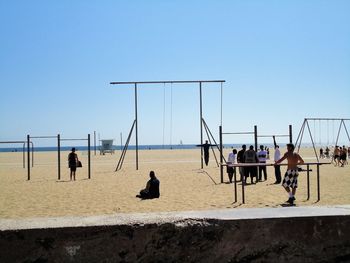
(99, 139), (115, 155)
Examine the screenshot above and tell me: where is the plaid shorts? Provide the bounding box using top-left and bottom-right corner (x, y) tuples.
(282, 169), (299, 188)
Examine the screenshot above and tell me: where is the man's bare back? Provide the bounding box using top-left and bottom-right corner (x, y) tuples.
(275, 145), (304, 170)
(275, 143), (304, 205)
(283, 152), (304, 170)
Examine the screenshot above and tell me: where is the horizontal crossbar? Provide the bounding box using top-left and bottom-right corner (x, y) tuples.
(258, 135), (289, 138)
(0, 141), (26, 144)
(222, 132), (255, 135)
(60, 138), (88, 141)
(31, 136), (58, 139)
(305, 118), (350, 121)
(110, 80), (225, 85)
(221, 162), (331, 167)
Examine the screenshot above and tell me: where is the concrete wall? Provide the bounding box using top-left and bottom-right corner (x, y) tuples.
(1, 207), (350, 263)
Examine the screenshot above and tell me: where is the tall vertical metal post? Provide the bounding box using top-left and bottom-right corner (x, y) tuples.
(306, 164), (310, 200)
(199, 82), (203, 169)
(317, 164), (320, 201)
(289, 125), (293, 143)
(254, 125), (258, 152)
(120, 132), (123, 151)
(335, 120), (342, 147)
(88, 134), (91, 179)
(94, 131), (96, 155)
(219, 126), (223, 183)
(22, 143), (25, 168)
(27, 135), (30, 180)
(135, 83), (139, 170)
(58, 134), (61, 180)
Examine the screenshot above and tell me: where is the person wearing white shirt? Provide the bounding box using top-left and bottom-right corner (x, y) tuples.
(257, 145), (268, 181)
(273, 136), (282, 184)
(226, 149), (237, 183)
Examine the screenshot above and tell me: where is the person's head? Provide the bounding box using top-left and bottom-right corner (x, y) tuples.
(275, 145), (279, 149)
(249, 145), (254, 150)
(205, 140), (208, 144)
(232, 149), (237, 154)
(71, 147), (76, 153)
(286, 143), (295, 152)
(260, 145), (264, 150)
(242, 144), (246, 150)
(149, 171), (156, 179)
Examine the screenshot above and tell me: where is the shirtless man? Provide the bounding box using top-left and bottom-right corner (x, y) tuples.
(333, 146), (340, 166)
(275, 143), (304, 205)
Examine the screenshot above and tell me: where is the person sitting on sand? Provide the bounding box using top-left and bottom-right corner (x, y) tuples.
(68, 147), (79, 181)
(275, 143), (304, 205)
(136, 171), (160, 199)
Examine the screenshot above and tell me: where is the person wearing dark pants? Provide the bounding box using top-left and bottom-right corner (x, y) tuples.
(243, 145), (259, 184)
(197, 140), (215, 166)
(237, 145), (246, 181)
(273, 136), (282, 184)
(257, 145), (267, 181)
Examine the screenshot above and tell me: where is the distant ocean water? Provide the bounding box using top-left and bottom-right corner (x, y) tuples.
(0, 143), (316, 153)
(0, 144), (228, 152)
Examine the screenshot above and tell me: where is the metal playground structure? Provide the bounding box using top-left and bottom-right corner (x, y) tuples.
(218, 124), (293, 183)
(110, 80), (225, 171)
(295, 118), (350, 162)
(1, 134), (92, 181)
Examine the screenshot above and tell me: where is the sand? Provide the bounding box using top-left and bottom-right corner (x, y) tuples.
(0, 147), (349, 219)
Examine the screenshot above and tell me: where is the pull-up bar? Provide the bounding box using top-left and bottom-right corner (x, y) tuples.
(0, 140), (34, 169)
(257, 125), (293, 143)
(219, 125), (293, 183)
(219, 125), (258, 183)
(258, 135), (289, 138)
(26, 134), (91, 181)
(222, 162), (330, 204)
(110, 79), (225, 170)
(59, 135), (91, 180)
(110, 80), (225, 85)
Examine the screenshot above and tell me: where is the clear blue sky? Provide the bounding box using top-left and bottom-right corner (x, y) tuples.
(1, 0), (349, 147)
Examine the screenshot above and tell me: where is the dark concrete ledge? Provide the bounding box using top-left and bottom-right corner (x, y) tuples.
(1, 206), (350, 262)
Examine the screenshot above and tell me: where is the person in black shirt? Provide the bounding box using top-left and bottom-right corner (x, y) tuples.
(136, 171), (160, 199)
(68, 148), (79, 181)
(196, 140), (215, 166)
(237, 145), (246, 181)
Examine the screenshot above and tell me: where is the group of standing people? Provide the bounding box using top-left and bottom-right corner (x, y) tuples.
(319, 145), (348, 167)
(332, 145), (348, 167)
(226, 140), (304, 205)
(227, 144), (270, 184)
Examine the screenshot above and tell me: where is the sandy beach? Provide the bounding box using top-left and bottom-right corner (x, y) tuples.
(0, 147), (349, 219)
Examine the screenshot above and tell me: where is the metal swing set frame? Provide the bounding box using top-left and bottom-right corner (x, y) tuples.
(295, 118), (350, 163)
(110, 80), (225, 171)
